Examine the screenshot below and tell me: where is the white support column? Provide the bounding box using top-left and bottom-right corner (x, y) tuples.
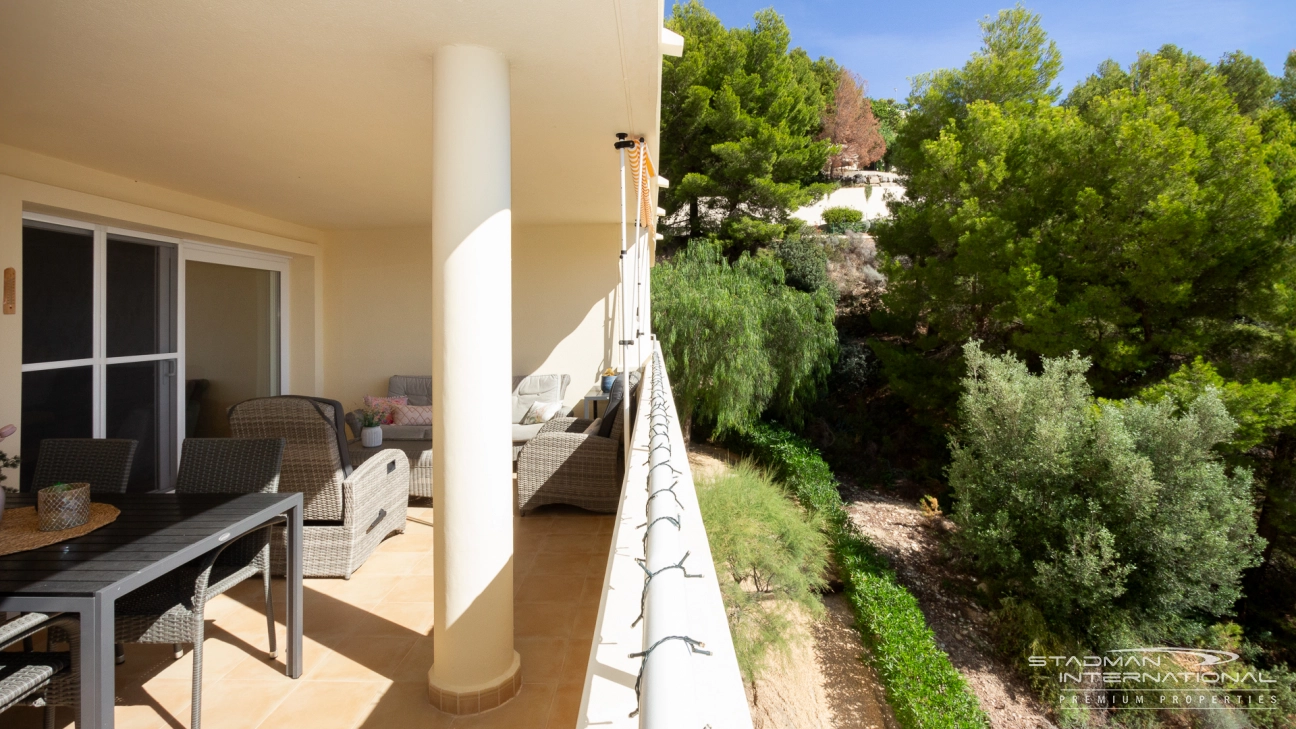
(427, 44), (522, 715)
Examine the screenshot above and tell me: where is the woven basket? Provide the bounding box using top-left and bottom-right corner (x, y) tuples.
(38, 482), (91, 531)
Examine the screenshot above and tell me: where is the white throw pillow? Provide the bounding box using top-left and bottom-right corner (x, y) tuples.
(521, 400), (564, 425)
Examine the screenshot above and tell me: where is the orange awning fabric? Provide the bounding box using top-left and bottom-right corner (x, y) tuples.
(627, 140), (655, 229)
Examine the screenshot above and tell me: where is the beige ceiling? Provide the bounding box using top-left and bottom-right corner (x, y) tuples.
(0, 0), (665, 229)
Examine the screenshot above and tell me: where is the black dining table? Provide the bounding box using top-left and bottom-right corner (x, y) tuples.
(0, 492), (304, 729)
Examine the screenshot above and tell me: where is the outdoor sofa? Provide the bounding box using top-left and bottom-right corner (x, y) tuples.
(344, 374), (574, 500)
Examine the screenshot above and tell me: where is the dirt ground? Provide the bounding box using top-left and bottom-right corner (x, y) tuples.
(840, 488), (1057, 729)
(690, 445), (899, 729)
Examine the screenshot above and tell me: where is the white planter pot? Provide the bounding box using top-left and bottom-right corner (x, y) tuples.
(361, 426), (383, 448)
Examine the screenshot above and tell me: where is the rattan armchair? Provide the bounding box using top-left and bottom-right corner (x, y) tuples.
(0, 612), (79, 729)
(516, 371), (640, 513)
(112, 437), (285, 729)
(229, 396), (409, 578)
(29, 438), (138, 494)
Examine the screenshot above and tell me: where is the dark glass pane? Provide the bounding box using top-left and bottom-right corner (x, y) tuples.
(185, 261), (280, 437)
(107, 236), (177, 357)
(107, 360), (177, 492)
(22, 224), (93, 364)
(19, 367), (93, 492)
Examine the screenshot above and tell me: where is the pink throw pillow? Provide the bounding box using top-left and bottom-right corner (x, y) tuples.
(364, 395), (408, 424)
(391, 405), (432, 426)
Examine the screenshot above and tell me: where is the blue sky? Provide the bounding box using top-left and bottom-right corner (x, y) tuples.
(676, 1), (1296, 100)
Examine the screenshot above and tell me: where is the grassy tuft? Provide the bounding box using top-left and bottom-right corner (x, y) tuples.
(698, 460), (830, 682)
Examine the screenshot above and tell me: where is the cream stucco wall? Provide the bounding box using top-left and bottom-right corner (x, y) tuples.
(321, 227), (435, 413)
(320, 222), (627, 417)
(513, 222), (624, 405)
(0, 148), (325, 460)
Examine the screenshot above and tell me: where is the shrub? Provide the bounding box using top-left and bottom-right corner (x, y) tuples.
(832, 339), (878, 392)
(771, 235), (831, 294)
(949, 342), (1265, 647)
(698, 460), (829, 681)
(822, 206), (863, 226)
(726, 422), (989, 729)
(821, 206), (867, 233)
(653, 240), (838, 437)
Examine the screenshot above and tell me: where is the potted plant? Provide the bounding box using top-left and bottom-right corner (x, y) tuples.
(360, 406), (384, 448)
(601, 368), (617, 393)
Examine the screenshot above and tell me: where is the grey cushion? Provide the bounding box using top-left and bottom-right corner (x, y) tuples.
(512, 422), (544, 442)
(381, 424), (432, 440)
(599, 374), (627, 438)
(511, 374), (572, 423)
(389, 375), (432, 406)
(598, 371), (642, 439)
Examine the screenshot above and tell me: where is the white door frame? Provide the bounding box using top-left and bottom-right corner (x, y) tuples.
(180, 239), (291, 399)
(20, 212), (292, 486)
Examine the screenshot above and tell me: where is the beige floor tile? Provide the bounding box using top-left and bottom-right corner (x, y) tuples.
(352, 551), (426, 576)
(583, 552), (611, 577)
(544, 517), (613, 537)
(355, 682), (454, 729)
(384, 575), (437, 603)
(208, 600), (279, 644)
(391, 637), (435, 683)
(557, 639), (592, 688)
(449, 683), (555, 729)
(526, 551), (595, 576)
(516, 637), (567, 684)
(256, 681), (388, 729)
(222, 631), (339, 683)
(516, 573), (585, 604)
(546, 684), (585, 729)
(306, 575), (403, 605)
(578, 576), (607, 603)
(377, 531), (436, 553)
(190, 678), (294, 729)
(122, 677), (193, 728)
(403, 519), (435, 537)
(540, 533), (607, 554)
(356, 601), (435, 637)
(514, 602), (579, 638)
(115, 642), (186, 686)
(411, 553), (437, 575)
(144, 630), (261, 685)
(308, 634), (418, 682)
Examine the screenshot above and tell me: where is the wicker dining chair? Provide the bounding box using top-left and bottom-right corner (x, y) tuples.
(30, 438), (138, 494)
(0, 612), (79, 729)
(229, 396), (409, 578)
(112, 438), (285, 729)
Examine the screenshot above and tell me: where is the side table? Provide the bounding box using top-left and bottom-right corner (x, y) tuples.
(583, 385), (610, 419)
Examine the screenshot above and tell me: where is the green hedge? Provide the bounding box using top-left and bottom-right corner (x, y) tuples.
(725, 422), (989, 729)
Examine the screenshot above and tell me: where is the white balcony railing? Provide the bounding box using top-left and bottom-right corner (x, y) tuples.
(578, 340), (751, 728)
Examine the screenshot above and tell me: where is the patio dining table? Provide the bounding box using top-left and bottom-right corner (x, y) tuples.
(0, 491), (304, 729)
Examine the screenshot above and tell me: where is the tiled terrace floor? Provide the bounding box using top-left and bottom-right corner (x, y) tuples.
(8, 501), (614, 729)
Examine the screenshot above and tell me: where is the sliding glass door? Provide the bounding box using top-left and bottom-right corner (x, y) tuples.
(21, 218), (179, 492)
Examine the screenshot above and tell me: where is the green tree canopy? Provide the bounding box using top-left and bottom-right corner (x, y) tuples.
(652, 240), (837, 437)
(1278, 50), (1296, 119)
(1217, 50), (1279, 116)
(661, 1), (834, 246)
(872, 9), (1293, 416)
